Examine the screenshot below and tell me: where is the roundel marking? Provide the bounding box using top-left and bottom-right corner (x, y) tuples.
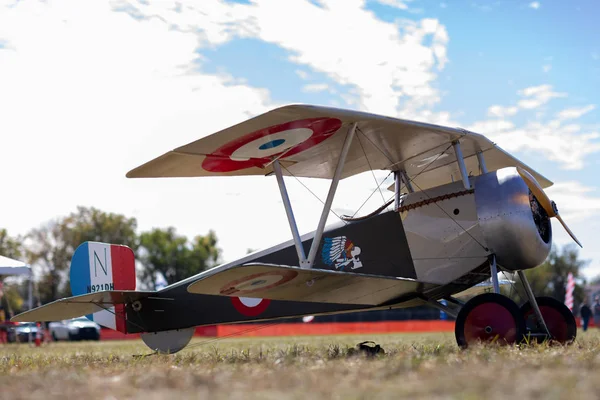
(202, 117), (343, 172)
(220, 270), (299, 296)
(231, 297), (271, 317)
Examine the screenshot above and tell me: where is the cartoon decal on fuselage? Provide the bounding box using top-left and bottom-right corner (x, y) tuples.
(321, 236), (363, 270)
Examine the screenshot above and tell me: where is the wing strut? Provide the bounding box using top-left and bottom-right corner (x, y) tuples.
(272, 122), (358, 269)
(452, 140), (471, 190)
(273, 159), (306, 263)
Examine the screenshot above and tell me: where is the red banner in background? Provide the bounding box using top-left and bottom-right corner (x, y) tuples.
(99, 320), (456, 340)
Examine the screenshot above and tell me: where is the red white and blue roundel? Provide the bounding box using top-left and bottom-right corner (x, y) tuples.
(231, 297), (271, 317)
(221, 270), (299, 317)
(220, 270), (298, 296)
(202, 117), (342, 172)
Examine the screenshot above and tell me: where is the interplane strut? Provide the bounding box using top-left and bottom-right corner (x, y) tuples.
(273, 122), (358, 269)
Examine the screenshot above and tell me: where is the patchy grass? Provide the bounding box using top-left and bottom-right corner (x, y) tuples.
(2, 330), (600, 399)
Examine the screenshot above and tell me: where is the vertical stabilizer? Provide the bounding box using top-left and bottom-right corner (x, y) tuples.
(69, 242), (136, 333)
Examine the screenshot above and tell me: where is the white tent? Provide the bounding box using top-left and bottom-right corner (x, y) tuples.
(0, 255), (33, 342)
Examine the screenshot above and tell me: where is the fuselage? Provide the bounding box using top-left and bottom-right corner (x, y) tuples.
(124, 167), (552, 333)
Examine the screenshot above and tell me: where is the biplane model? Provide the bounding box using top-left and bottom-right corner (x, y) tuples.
(13, 105), (581, 352)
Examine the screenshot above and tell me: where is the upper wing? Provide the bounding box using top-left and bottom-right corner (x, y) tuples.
(127, 104), (552, 190)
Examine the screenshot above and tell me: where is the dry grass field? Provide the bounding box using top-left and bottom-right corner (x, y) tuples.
(1, 329), (600, 399)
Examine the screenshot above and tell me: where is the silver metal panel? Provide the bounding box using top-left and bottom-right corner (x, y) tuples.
(474, 167), (552, 270)
(400, 180), (491, 284)
(186, 263), (424, 305)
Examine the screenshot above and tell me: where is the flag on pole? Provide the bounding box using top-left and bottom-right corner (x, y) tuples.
(565, 272), (575, 311)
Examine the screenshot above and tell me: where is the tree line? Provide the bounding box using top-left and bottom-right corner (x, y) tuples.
(0, 206), (220, 312)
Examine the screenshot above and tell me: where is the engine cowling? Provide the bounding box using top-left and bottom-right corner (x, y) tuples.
(474, 167), (552, 270)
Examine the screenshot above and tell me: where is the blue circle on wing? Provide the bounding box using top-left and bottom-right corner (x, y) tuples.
(251, 280), (267, 286)
(259, 139), (286, 150)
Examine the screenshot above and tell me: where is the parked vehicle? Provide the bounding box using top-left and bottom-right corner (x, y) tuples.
(49, 317), (101, 341)
(7, 322), (46, 343)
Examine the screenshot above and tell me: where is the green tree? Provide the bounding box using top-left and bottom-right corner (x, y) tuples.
(0, 228), (24, 259)
(27, 206), (138, 303)
(0, 230), (26, 317)
(137, 227), (220, 290)
(505, 244), (588, 306)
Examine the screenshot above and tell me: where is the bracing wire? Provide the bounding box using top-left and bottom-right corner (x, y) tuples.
(280, 164), (349, 225)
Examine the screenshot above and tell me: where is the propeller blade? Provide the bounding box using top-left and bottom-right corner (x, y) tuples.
(517, 167), (556, 217)
(517, 167), (582, 248)
(556, 214), (583, 248)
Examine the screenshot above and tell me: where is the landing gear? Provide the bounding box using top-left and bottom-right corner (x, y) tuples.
(452, 271), (577, 348)
(521, 296), (577, 344)
(455, 293), (525, 348)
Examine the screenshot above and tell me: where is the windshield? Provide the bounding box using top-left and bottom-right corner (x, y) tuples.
(71, 317), (90, 323)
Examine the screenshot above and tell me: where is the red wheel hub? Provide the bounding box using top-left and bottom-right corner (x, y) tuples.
(524, 306), (568, 342)
(464, 302), (518, 344)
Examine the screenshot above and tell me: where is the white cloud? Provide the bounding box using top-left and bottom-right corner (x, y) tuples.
(517, 84), (567, 109)
(302, 83), (329, 93)
(545, 182), (600, 278)
(529, 2), (541, 10)
(542, 64), (551, 73)
(0, 0), (453, 267)
(557, 105), (596, 120)
(547, 182), (600, 222)
(117, 0), (450, 119)
(491, 122), (600, 170)
(467, 119), (515, 134)
(295, 69), (309, 80)
(469, 87), (599, 170)
(487, 105), (518, 118)
(371, 0), (410, 10)
(0, 0), (288, 264)
(1, 0), (599, 279)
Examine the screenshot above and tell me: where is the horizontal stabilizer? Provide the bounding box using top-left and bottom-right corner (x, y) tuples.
(187, 263), (423, 306)
(11, 290), (155, 322)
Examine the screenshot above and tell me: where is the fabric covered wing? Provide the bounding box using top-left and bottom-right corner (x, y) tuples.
(126, 104), (552, 190)
(186, 263), (423, 305)
(11, 291), (155, 322)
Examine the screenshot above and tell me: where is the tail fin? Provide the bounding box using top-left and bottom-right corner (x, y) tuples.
(70, 242), (136, 333)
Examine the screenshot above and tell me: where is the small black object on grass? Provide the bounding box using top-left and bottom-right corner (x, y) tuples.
(351, 341), (385, 357)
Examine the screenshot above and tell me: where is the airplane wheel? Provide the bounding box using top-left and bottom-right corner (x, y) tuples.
(520, 296), (577, 344)
(455, 293), (525, 349)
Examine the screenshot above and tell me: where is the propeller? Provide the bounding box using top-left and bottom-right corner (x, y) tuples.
(517, 167), (582, 248)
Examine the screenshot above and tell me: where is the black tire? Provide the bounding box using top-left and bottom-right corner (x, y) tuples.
(520, 296), (577, 344)
(52, 332), (58, 342)
(455, 293), (525, 349)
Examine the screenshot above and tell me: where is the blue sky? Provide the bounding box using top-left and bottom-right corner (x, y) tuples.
(1, 0), (599, 279)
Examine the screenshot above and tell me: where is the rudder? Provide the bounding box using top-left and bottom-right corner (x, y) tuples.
(70, 241), (136, 333)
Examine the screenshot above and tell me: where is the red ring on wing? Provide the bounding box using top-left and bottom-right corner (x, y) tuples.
(201, 117), (342, 173)
(220, 270), (298, 295)
(231, 297), (271, 317)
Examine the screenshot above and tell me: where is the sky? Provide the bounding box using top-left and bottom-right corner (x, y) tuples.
(1, 0), (599, 280)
